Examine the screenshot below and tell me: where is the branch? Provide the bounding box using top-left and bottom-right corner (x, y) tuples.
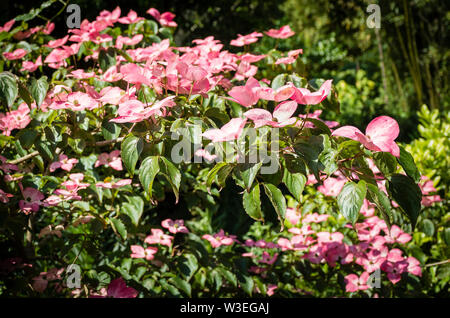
(8, 151), (39, 165)
(93, 137), (124, 147)
(424, 259), (450, 267)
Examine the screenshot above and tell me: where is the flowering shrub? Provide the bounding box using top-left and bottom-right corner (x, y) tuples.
(0, 3), (446, 298)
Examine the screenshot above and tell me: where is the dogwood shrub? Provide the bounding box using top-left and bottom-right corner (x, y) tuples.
(0, 3), (442, 298)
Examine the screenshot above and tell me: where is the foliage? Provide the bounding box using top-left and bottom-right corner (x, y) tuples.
(0, 3), (446, 298)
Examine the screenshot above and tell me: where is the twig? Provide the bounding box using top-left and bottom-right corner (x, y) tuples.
(93, 137), (124, 147)
(424, 259), (450, 267)
(8, 151), (39, 165)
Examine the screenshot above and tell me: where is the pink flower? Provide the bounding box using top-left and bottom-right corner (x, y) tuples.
(230, 32), (263, 46)
(19, 187), (45, 214)
(130, 245), (158, 260)
(332, 116), (400, 157)
(318, 175), (346, 197)
(302, 213), (330, 224)
(202, 118), (247, 142)
(317, 232), (344, 244)
(267, 284), (278, 296)
(115, 34), (143, 49)
(259, 251), (278, 265)
(46, 35), (69, 48)
(49, 154), (79, 172)
(94, 150), (123, 171)
(0, 189), (13, 203)
(344, 272), (370, 292)
(275, 49), (303, 65)
(286, 208), (301, 225)
(61, 173), (90, 191)
(226, 77), (261, 107)
(106, 278), (138, 298)
(20, 55), (43, 72)
(244, 100), (298, 128)
(144, 229), (173, 247)
(96, 179), (132, 189)
(406, 257), (422, 277)
(161, 218), (189, 234)
(3, 48), (28, 60)
(384, 225), (412, 244)
(0, 19), (15, 33)
(0, 155), (18, 174)
(381, 260), (407, 284)
(147, 8), (177, 27)
(202, 229), (236, 248)
(194, 149), (217, 162)
(118, 10), (144, 24)
(265, 25), (295, 39)
(291, 80), (332, 105)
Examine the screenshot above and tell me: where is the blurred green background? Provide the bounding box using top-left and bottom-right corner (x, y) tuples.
(2, 0), (448, 141)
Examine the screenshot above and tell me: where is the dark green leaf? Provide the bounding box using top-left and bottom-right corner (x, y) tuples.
(243, 183), (263, 221)
(387, 174), (422, 228)
(337, 180), (367, 224)
(159, 157), (181, 203)
(0, 72), (18, 107)
(121, 135), (143, 175)
(398, 146), (421, 182)
(282, 170), (306, 202)
(138, 156), (160, 198)
(110, 218), (127, 240)
(373, 152), (397, 177)
(30, 76), (48, 107)
(263, 183), (286, 230)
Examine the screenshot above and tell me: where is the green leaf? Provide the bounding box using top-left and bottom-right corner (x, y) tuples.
(17, 81), (33, 107)
(422, 219), (435, 237)
(263, 183), (286, 230)
(139, 156), (160, 198)
(178, 254), (198, 280)
(243, 183), (263, 221)
(0, 72), (18, 107)
(18, 129), (38, 149)
(398, 146), (421, 182)
(170, 277), (191, 297)
(110, 218), (127, 240)
(387, 174), (422, 228)
(121, 202), (143, 226)
(206, 162), (227, 189)
(373, 152), (397, 177)
(102, 120), (121, 140)
(337, 181), (367, 224)
(294, 135), (324, 180)
(319, 134), (338, 175)
(284, 154), (307, 175)
(121, 135), (143, 175)
(34, 140), (55, 161)
(282, 170), (306, 202)
(444, 228), (450, 246)
(271, 74), (287, 90)
(159, 157), (181, 203)
(216, 267), (237, 287)
(366, 183), (392, 229)
(236, 272), (254, 296)
(216, 164), (234, 188)
(30, 76), (48, 107)
(239, 162), (262, 191)
(98, 48), (116, 72)
(304, 118), (332, 135)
